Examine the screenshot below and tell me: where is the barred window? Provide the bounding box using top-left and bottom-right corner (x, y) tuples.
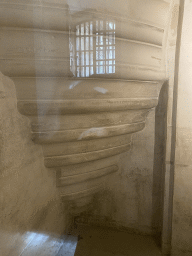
(70, 20), (116, 77)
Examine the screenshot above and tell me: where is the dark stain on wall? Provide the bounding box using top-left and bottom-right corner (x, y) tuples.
(152, 80), (169, 240)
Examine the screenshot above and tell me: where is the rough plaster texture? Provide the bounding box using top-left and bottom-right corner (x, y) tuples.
(171, 0), (192, 254)
(77, 108), (163, 235)
(80, 85), (166, 235)
(0, 72), (67, 236)
(0, 0), (177, 249)
(0, 71), (163, 242)
(73, 0), (179, 238)
(159, 1), (180, 254)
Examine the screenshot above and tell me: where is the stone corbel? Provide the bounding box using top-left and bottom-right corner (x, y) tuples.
(0, 0), (173, 213)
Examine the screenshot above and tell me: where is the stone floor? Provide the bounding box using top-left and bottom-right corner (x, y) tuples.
(74, 226), (162, 256)
(0, 230), (78, 256)
(0, 226), (162, 256)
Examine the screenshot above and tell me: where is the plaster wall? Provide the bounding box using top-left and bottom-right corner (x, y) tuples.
(171, 0), (192, 254)
(88, 109), (156, 234)
(76, 93), (168, 235)
(76, 1), (179, 236)
(0, 73), (67, 240)
(0, 71), (161, 238)
(0, 0), (178, 243)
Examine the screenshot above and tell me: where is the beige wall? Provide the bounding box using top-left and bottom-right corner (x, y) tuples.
(91, 109), (157, 234)
(0, 70), (163, 237)
(0, 0), (180, 246)
(171, 0), (192, 254)
(76, 93), (169, 235)
(74, 1), (180, 236)
(0, 73), (67, 237)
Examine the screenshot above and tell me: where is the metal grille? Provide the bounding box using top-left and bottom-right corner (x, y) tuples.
(73, 20), (115, 77)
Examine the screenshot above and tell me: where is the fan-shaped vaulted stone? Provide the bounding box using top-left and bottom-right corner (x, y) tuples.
(0, 0), (173, 212)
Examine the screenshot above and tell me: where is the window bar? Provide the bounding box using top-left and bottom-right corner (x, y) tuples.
(90, 21), (93, 76)
(84, 23), (85, 77)
(89, 21), (91, 76)
(103, 20), (106, 74)
(75, 26), (77, 77)
(113, 28), (115, 73)
(98, 21), (101, 74)
(97, 21), (99, 74)
(79, 24), (81, 77)
(76, 45), (78, 77)
(93, 20), (96, 75)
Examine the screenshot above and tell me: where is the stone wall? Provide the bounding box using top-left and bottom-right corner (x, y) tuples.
(75, 0), (178, 237)
(0, 71), (164, 238)
(93, 108), (157, 234)
(0, 0), (178, 243)
(76, 96), (168, 235)
(0, 72), (67, 235)
(0, 70), (162, 236)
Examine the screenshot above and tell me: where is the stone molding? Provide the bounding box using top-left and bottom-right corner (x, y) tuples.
(0, 0), (172, 212)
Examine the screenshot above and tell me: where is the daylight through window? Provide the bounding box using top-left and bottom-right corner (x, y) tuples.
(70, 20), (116, 77)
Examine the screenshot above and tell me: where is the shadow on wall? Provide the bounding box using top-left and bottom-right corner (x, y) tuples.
(152, 80), (169, 243)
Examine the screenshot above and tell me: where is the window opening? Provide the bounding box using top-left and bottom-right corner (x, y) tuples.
(70, 20), (116, 77)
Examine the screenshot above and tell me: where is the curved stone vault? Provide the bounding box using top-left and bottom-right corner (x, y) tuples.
(0, 0), (173, 213)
